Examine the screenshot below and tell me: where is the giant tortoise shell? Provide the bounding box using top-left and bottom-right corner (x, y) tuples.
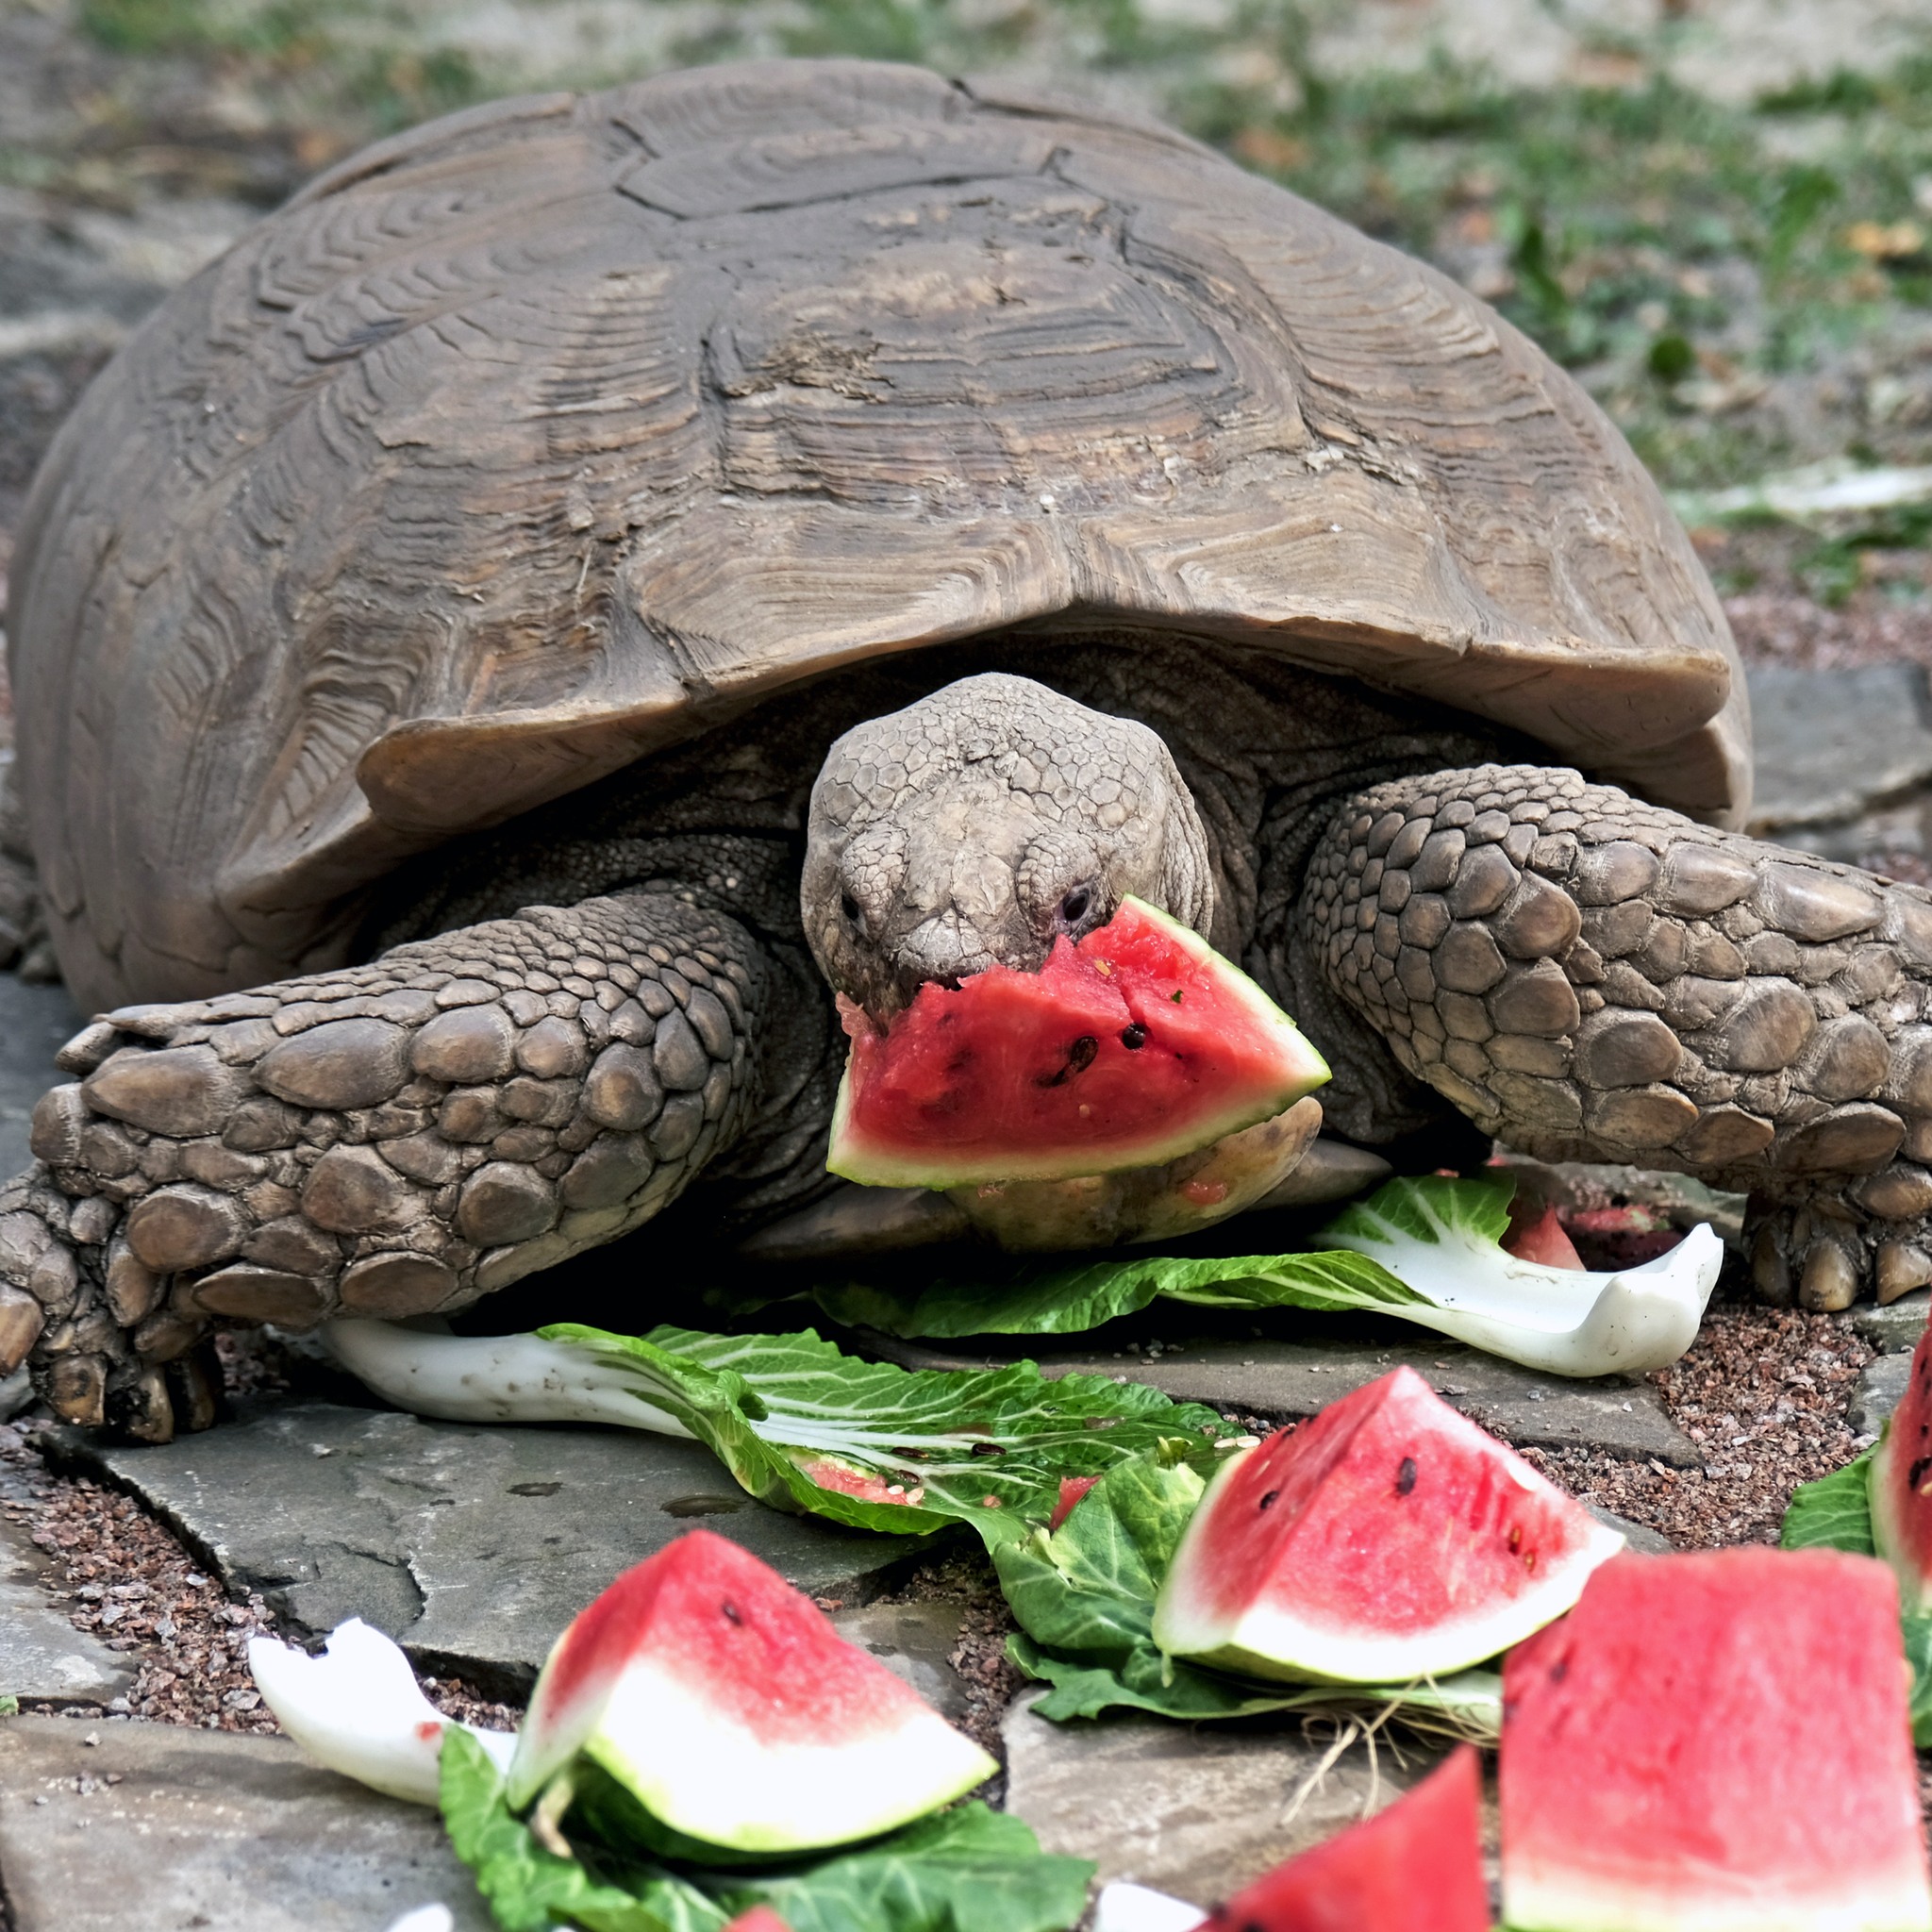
(15, 58), (1745, 1019)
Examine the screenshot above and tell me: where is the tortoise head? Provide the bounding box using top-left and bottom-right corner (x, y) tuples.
(803, 673), (1216, 1020)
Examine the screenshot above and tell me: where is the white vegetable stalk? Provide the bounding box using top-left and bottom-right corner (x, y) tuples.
(322, 1320), (695, 1435)
(1092, 1882), (1207, 1932)
(247, 1617), (515, 1807)
(1325, 1209), (1724, 1377)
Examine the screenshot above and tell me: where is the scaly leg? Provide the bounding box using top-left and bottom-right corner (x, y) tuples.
(0, 892), (767, 1437)
(1304, 763), (1932, 1310)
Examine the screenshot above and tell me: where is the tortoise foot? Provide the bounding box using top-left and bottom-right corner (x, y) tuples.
(7, 892), (769, 1433)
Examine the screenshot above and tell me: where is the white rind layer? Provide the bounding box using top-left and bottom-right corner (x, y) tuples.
(1503, 1863), (1932, 1932)
(584, 1657), (995, 1853)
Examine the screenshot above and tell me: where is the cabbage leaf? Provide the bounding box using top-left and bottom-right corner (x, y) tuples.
(440, 1727), (1091, 1932)
(325, 1318), (1240, 1547)
(813, 1175), (1722, 1379)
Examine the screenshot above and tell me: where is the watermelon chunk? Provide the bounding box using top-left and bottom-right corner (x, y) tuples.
(505, 1529), (995, 1854)
(722, 1912), (792, 1932)
(1151, 1366), (1622, 1681)
(1501, 1547), (1932, 1932)
(1872, 1319), (1932, 1610)
(827, 895), (1328, 1187)
(1195, 1745), (1488, 1932)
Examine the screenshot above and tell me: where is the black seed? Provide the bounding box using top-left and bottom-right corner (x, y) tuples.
(1037, 1034), (1100, 1088)
(1548, 1658), (1569, 1684)
(1120, 1024), (1148, 1050)
(1258, 1489), (1280, 1511)
(1171, 988), (1184, 1003)
(970, 1441), (1005, 1457)
(722, 1599), (742, 1625)
(1396, 1456), (1418, 1496)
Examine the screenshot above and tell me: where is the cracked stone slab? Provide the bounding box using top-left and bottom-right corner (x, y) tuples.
(1002, 1689), (1458, 1903)
(46, 1399), (931, 1693)
(0, 1713), (491, 1932)
(1850, 1353), (1915, 1439)
(1746, 662), (1932, 833)
(865, 1331), (1701, 1466)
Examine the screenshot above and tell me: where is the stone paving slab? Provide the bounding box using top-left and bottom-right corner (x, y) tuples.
(1853, 1292), (1931, 1356)
(0, 1516), (134, 1707)
(47, 1399), (931, 1694)
(0, 1714), (491, 1932)
(866, 1331), (1700, 1466)
(0, 972), (79, 1179)
(1746, 663), (1932, 834)
(1002, 1690), (1459, 1904)
(1850, 1353), (1915, 1439)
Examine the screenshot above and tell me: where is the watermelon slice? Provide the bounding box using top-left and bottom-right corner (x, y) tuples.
(1501, 1547), (1932, 1932)
(504, 1529), (995, 1854)
(1049, 1474), (1100, 1532)
(722, 1912), (792, 1932)
(1872, 1320), (1932, 1610)
(1194, 1745), (1488, 1932)
(1151, 1366), (1622, 1681)
(827, 895), (1328, 1187)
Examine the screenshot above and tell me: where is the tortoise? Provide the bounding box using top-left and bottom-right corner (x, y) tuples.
(3, 58), (1927, 1441)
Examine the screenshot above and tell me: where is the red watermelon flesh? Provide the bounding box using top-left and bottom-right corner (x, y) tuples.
(722, 1912), (792, 1932)
(1501, 1547), (1932, 1932)
(1049, 1474), (1100, 1532)
(1197, 1746), (1488, 1932)
(1872, 1319), (1932, 1612)
(826, 895), (1328, 1187)
(504, 1529), (994, 1852)
(1151, 1366), (1621, 1682)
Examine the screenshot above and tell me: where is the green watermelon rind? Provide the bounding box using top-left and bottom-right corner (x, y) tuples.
(825, 896), (1331, 1189)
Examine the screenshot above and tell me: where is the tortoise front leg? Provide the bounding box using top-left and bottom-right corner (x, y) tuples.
(0, 892), (768, 1438)
(1302, 763), (1932, 1310)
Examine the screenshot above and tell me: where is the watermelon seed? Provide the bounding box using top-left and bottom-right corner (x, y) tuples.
(1508, 1524), (1524, 1552)
(721, 1600), (742, 1624)
(1037, 1035), (1100, 1088)
(1548, 1658), (1568, 1684)
(1396, 1457), (1418, 1496)
(1120, 1024), (1148, 1050)
(1524, 1550), (1537, 1572)
(1258, 1489), (1281, 1511)
(1170, 988), (1184, 1002)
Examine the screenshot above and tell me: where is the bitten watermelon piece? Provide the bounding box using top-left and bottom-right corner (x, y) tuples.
(505, 1530), (995, 1854)
(1872, 1320), (1932, 1610)
(827, 895), (1328, 1187)
(1151, 1366), (1622, 1681)
(1501, 1548), (1932, 1932)
(1195, 1746), (1488, 1932)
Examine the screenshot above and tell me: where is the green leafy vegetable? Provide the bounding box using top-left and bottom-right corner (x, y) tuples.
(1779, 1447), (1876, 1556)
(1780, 1447), (1932, 1745)
(539, 1323), (1240, 1546)
(440, 1726), (1091, 1932)
(993, 1451), (1501, 1735)
(810, 1176), (1723, 1379)
(815, 1245), (1417, 1339)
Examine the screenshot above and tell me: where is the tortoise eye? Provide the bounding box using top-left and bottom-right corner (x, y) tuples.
(841, 892), (862, 924)
(1058, 886), (1092, 926)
